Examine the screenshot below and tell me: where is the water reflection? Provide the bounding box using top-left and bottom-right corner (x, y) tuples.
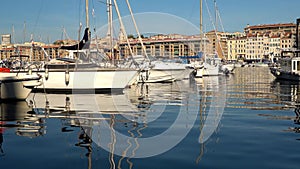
(76, 127), (93, 169)
(294, 105), (300, 125)
(0, 101), (46, 157)
(93, 80), (200, 161)
(226, 67), (287, 110)
(0, 76), (230, 168)
(271, 79), (300, 105)
(195, 75), (227, 163)
(2, 79), (199, 168)
(0, 132), (3, 157)
(271, 79), (300, 137)
(0, 101), (45, 138)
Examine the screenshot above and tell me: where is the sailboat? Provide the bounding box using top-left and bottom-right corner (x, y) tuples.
(114, 0), (192, 83)
(194, 0), (222, 77)
(136, 58), (192, 83)
(0, 73), (41, 100)
(25, 0), (138, 93)
(270, 18), (300, 81)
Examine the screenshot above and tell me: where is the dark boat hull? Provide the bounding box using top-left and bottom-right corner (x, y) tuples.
(270, 67), (300, 81)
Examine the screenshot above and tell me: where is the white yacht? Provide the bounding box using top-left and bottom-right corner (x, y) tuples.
(138, 60), (192, 83)
(0, 72), (41, 100)
(22, 0), (138, 93)
(270, 16), (300, 81)
(270, 52), (300, 81)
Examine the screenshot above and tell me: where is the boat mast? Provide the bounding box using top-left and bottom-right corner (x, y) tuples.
(113, 0), (135, 62)
(107, 0), (114, 61)
(214, 0), (217, 33)
(297, 18), (300, 52)
(200, 0), (203, 36)
(85, 0), (89, 29)
(125, 0), (149, 61)
(85, 0), (91, 42)
(200, 0), (206, 59)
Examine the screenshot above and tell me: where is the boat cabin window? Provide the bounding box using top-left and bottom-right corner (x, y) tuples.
(293, 61), (296, 71)
(292, 60), (300, 72)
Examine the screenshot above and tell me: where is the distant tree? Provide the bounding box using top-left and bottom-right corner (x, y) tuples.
(128, 34), (135, 39)
(53, 40), (64, 45)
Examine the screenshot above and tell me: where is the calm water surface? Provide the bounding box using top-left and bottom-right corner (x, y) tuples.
(1, 67), (300, 169)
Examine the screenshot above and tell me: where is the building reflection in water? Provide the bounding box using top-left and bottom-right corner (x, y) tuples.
(0, 78), (205, 168)
(4, 67), (299, 167)
(0, 101), (46, 157)
(226, 67), (286, 110)
(271, 79), (300, 137)
(0, 101), (46, 138)
(195, 75), (228, 164)
(271, 79), (300, 105)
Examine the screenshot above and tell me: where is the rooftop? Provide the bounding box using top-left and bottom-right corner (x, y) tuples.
(245, 23), (296, 30)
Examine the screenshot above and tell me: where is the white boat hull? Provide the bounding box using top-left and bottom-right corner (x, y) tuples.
(0, 74), (41, 100)
(38, 69), (138, 93)
(221, 64), (235, 74)
(7, 67), (138, 93)
(203, 63), (220, 76)
(138, 69), (175, 83)
(138, 68), (190, 83)
(137, 61), (191, 83)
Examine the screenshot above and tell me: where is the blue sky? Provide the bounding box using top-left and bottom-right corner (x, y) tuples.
(0, 0), (299, 43)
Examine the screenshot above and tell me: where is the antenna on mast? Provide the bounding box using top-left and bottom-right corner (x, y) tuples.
(85, 0), (89, 29)
(23, 21), (27, 43)
(200, 0), (203, 36)
(12, 25), (15, 44)
(85, 0), (91, 42)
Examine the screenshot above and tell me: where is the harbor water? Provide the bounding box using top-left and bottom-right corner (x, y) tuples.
(1, 67), (300, 169)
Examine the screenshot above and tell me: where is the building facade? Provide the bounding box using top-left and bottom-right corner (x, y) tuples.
(227, 22), (298, 62)
(1, 21), (298, 63)
(244, 23), (296, 34)
(0, 43), (61, 62)
(227, 36), (246, 61)
(118, 34), (209, 59)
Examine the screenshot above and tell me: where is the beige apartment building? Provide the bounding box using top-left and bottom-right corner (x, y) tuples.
(118, 31), (236, 59)
(205, 31), (228, 59)
(280, 32), (295, 50)
(244, 23), (296, 34)
(245, 33), (266, 61)
(118, 34), (209, 59)
(227, 36), (246, 61)
(0, 43), (61, 61)
(1, 22), (297, 63)
(0, 34), (78, 62)
(227, 23), (297, 62)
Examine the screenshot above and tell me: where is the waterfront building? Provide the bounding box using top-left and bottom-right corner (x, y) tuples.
(205, 31), (228, 59)
(227, 36), (246, 61)
(245, 33), (266, 62)
(1, 34), (11, 45)
(118, 34), (210, 59)
(280, 32), (295, 51)
(226, 22), (298, 62)
(0, 21), (297, 64)
(268, 33), (281, 58)
(0, 42), (60, 61)
(227, 38), (237, 61)
(227, 31), (296, 62)
(244, 23), (296, 35)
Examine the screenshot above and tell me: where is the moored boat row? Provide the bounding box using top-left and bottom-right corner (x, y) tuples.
(269, 18), (300, 81)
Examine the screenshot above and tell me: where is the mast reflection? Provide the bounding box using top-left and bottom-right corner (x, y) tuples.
(0, 101), (46, 157)
(1, 78), (201, 168)
(0, 101), (45, 138)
